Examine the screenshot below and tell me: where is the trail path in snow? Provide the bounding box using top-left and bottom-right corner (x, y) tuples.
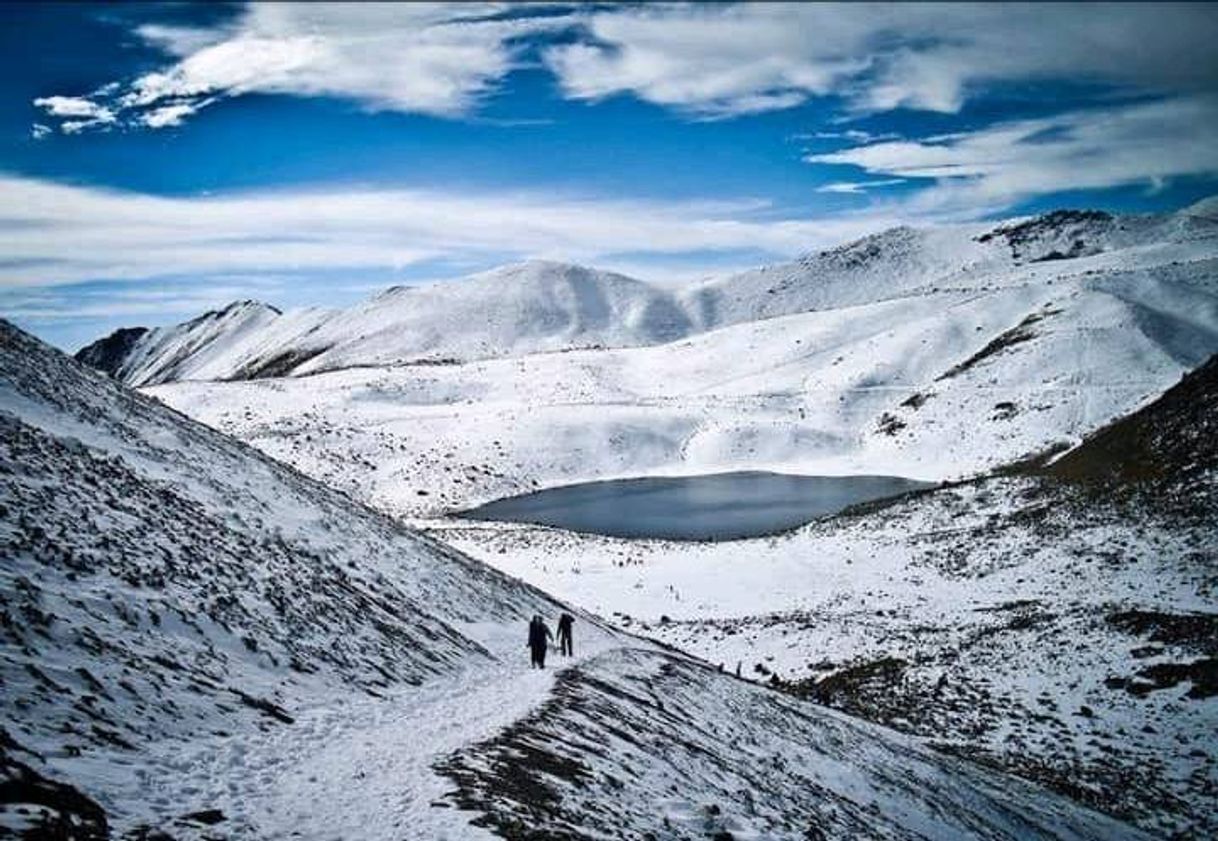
(137, 629), (621, 840)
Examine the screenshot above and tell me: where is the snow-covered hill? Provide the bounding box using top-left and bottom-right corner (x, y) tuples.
(436, 357), (1218, 837)
(3, 320), (1148, 839)
(80, 201), (1218, 389)
(86, 299), (287, 385)
(682, 201), (1218, 330)
(148, 237), (1218, 518)
(78, 261), (693, 386)
(0, 318), (593, 835)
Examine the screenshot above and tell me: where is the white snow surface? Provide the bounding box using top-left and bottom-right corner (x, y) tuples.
(95, 203), (1218, 393)
(150, 240), (1218, 519)
(107, 261), (694, 386)
(127, 204), (1218, 836)
(1, 321), (1155, 839)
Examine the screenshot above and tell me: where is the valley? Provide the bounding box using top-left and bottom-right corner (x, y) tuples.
(1, 320), (1158, 840)
(11, 202), (1218, 838)
(10, 5), (1218, 838)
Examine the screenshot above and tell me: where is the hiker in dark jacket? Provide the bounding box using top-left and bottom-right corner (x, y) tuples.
(527, 615), (553, 668)
(557, 612), (575, 657)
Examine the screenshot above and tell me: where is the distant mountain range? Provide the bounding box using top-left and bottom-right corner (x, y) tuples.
(77, 198), (1218, 388)
(129, 200), (1218, 520)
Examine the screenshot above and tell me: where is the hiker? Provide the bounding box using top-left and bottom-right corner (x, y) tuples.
(557, 612), (574, 657)
(527, 615), (553, 668)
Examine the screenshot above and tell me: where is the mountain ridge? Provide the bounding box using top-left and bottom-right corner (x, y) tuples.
(76, 200), (1218, 386)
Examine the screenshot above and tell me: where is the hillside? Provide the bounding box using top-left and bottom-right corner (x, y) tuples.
(80, 203), (1218, 390)
(682, 201), (1218, 330)
(149, 237), (1218, 519)
(76, 261), (693, 386)
(0, 318), (587, 835)
(435, 354), (1218, 837)
(1, 320), (1149, 839)
(1047, 353), (1218, 488)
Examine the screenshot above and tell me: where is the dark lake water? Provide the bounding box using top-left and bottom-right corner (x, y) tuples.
(461, 471), (934, 541)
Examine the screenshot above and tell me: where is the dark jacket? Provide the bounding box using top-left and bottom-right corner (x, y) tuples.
(528, 619), (553, 649)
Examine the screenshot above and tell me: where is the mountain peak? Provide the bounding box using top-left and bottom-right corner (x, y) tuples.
(73, 326), (150, 378)
(1181, 194), (1218, 219)
(176, 299), (281, 333)
(208, 299), (282, 319)
(975, 208), (1115, 262)
(478, 259), (623, 282)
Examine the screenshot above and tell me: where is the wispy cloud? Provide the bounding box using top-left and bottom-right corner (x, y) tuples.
(816, 179), (907, 195)
(32, 95), (117, 133)
(0, 174), (910, 290)
(546, 3), (1218, 117)
(32, 95), (112, 119)
(33, 3), (1218, 132)
(807, 96), (1218, 212)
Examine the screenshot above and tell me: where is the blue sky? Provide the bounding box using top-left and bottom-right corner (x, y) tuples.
(2, 2), (1217, 350)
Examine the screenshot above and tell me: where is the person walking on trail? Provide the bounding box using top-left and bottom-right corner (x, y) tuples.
(527, 615), (553, 668)
(557, 612), (575, 657)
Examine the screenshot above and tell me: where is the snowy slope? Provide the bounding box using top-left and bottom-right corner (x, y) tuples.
(150, 243), (1218, 519)
(436, 357), (1218, 837)
(682, 202), (1218, 330)
(0, 318), (591, 835)
(443, 648), (1149, 841)
(83, 202), (1218, 389)
(78, 261), (693, 386)
(2, 321), (1148, 839)
(100, 299), (292, 386)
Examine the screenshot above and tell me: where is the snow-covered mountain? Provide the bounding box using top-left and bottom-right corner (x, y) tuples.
(77, 200), (1218, 390)
(84, 299), (286, 385)
(51, 199), (1218, 835)
(117, 202), (1218, 836)
(438, 353), (1218, 837)
(4, 320), (1149, 839)
(682, 200), (1218, 330)
(147, 204), (1218, 518)
(78, 261), (693, 386)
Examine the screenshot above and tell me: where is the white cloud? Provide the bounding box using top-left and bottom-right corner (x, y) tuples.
(807, 95), (1218, 211)
(32, 95), (112, 119)
(30, 124), (51, 140)
(61, 119), (116, 135)
(31, 3), (1218, 132)
(140, 101), (207, 128)
(805, 130), (898, 144)
(0, 175), (908, 289)
(816, 179), (906, 195)
(546, 5), (871, 117)
(547, 3), (1218, 117)
(36, 3), (568, 132)
(32, 96), (117, 133)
